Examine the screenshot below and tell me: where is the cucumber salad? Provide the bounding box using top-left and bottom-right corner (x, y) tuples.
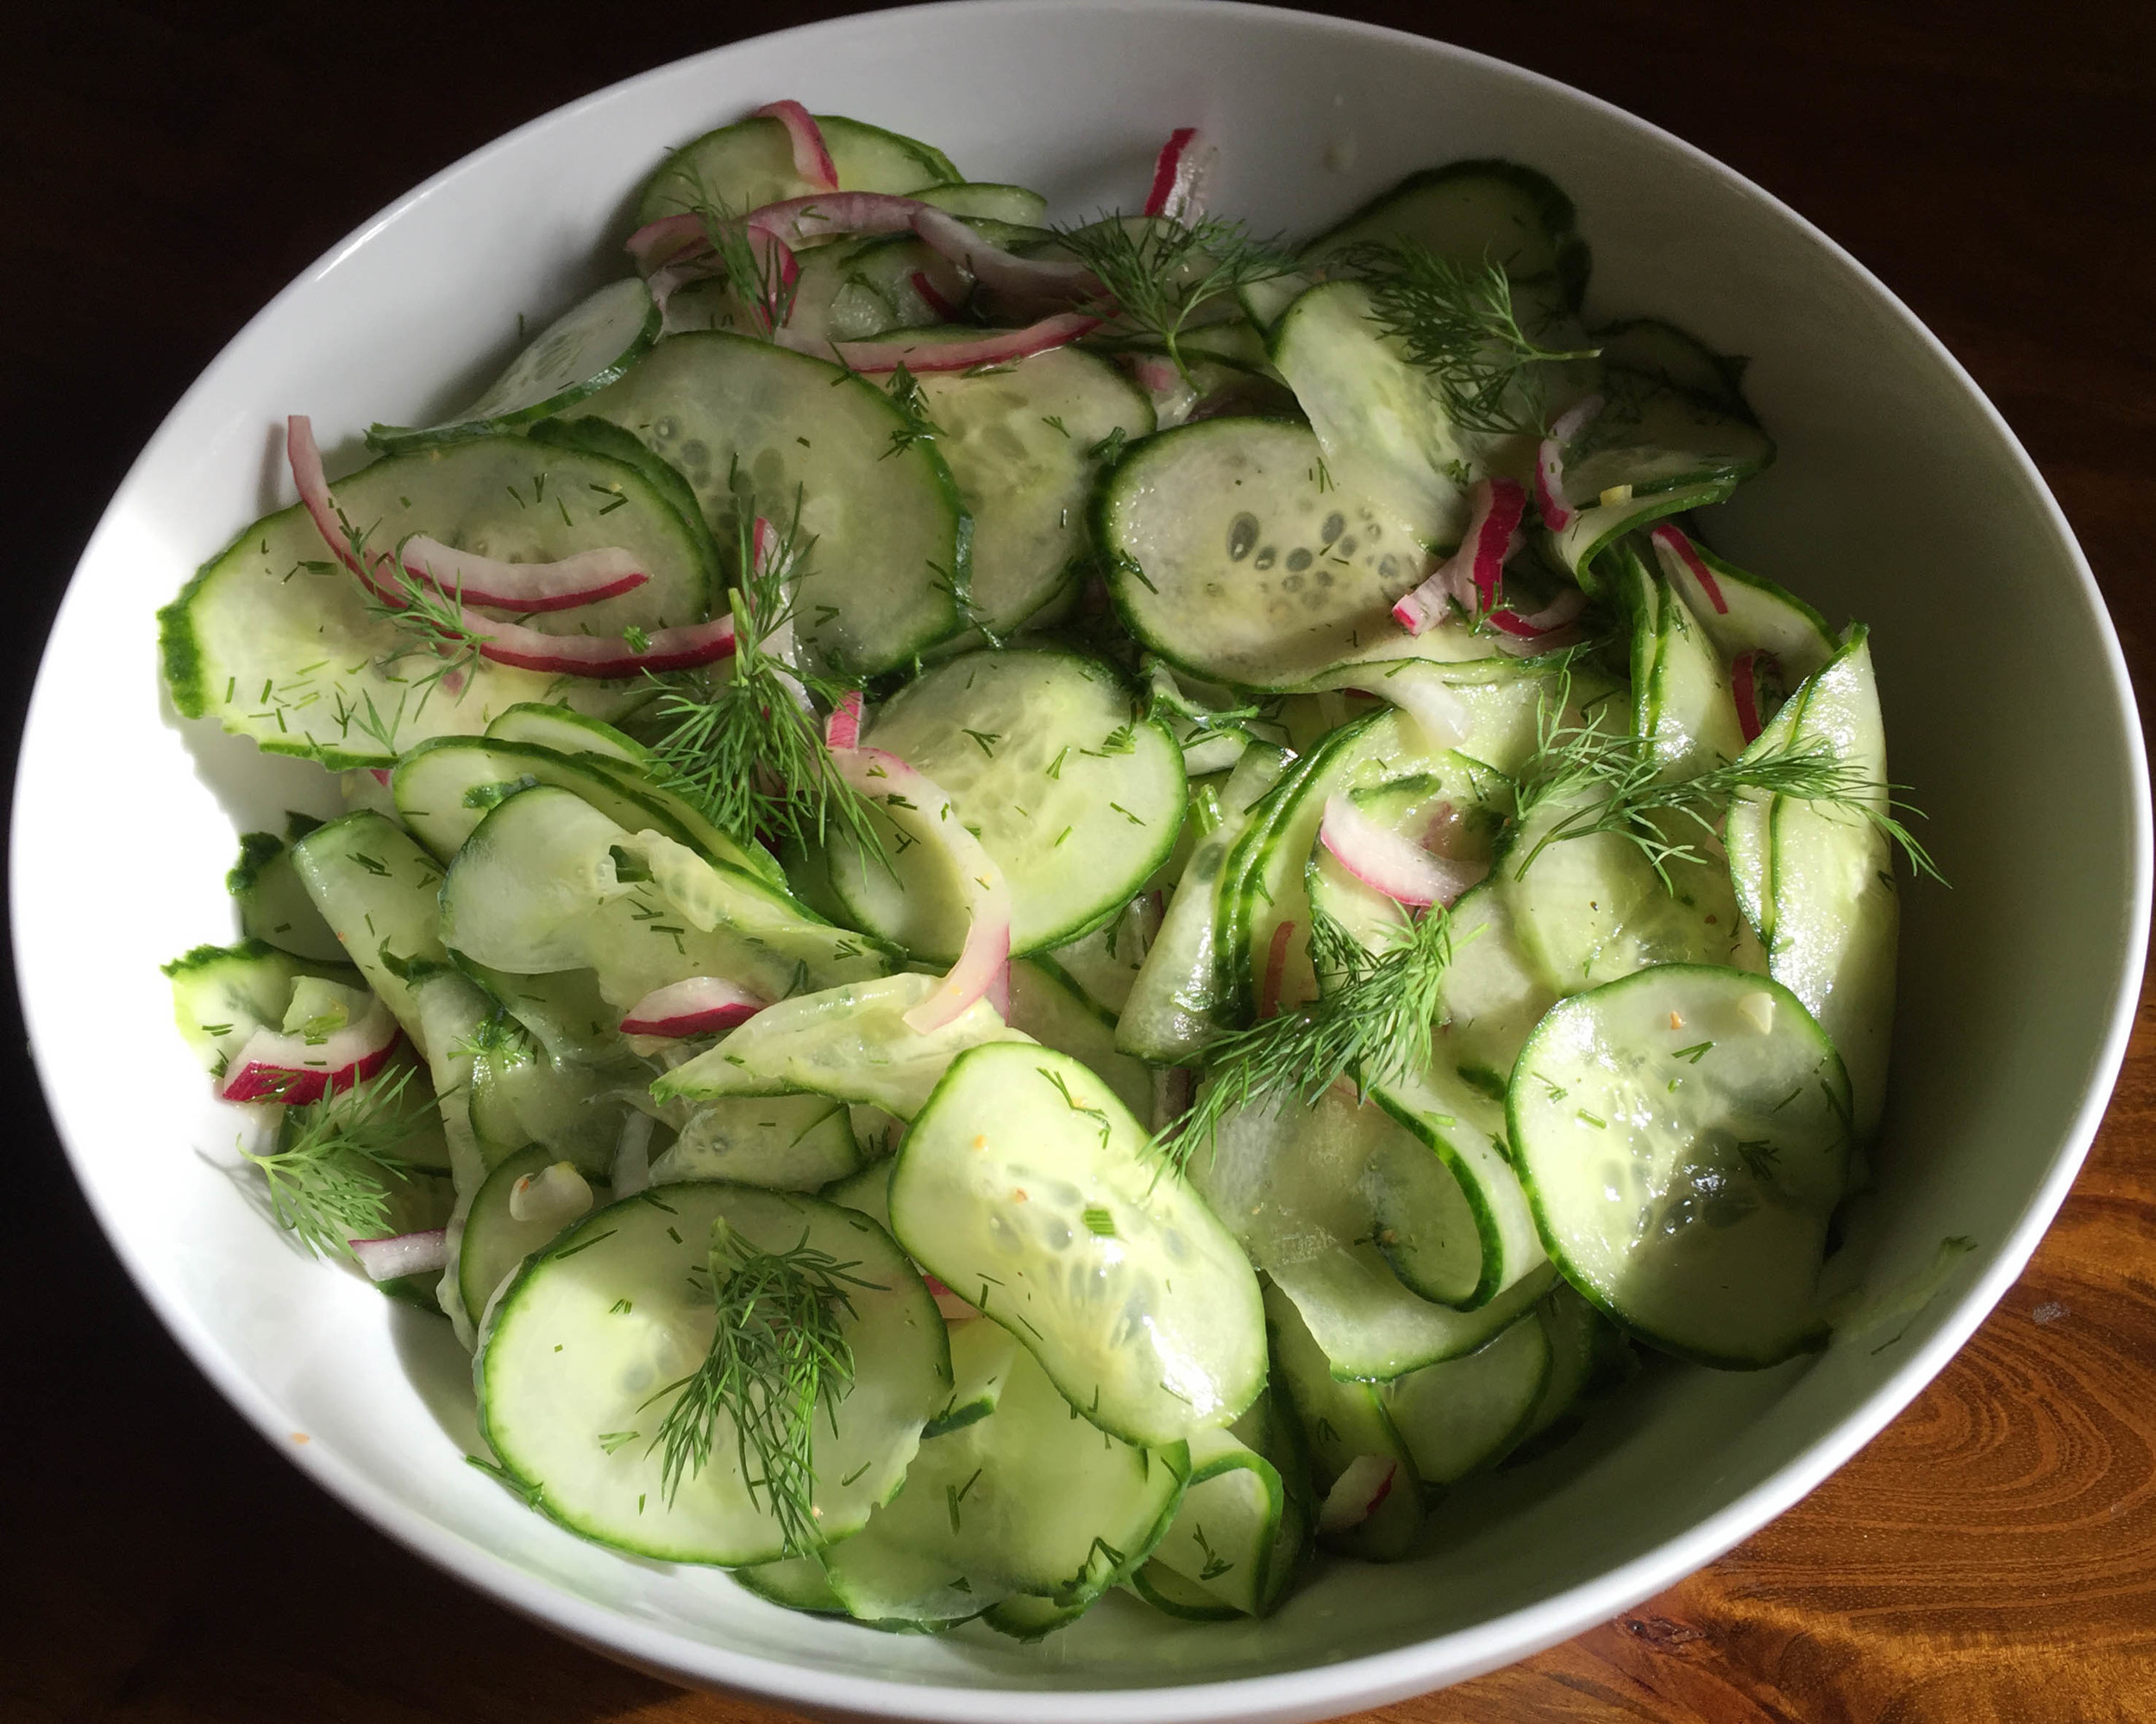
(158, 104), (1934, 1634)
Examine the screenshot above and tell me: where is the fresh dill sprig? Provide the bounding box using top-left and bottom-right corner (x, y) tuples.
(1151, 904), (1460, 1174)
(240, 1063), (433, 1259)
(881, 362), (942, 460)
(1509, 674), (1941, 885)
(1342, 241), (1598, 436)
(1053, 214), (1295, 385)
(328, 505), (488, 718)
(648, 1221), (883, 1552)
(680, 173), (799, 339)
(643, 497), (887, 860)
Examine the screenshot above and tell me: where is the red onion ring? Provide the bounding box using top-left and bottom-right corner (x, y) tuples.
(753, 100), (839, 192)
(831, 311), (1104, 375)
(220, 999), (402, 1105)
(1319, 794), (1489, 911)
(1144, 127), (1219, 223)
(619, 976), (767, 1039)
(349, 1230), (448, 1282)
(1392, 478), (1528, 633)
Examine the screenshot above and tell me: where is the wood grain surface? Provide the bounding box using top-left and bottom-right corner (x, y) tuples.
(4, 2), (2153, 1720)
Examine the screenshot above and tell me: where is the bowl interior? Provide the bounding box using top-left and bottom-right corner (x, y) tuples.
(16, 4), (2145, 1720)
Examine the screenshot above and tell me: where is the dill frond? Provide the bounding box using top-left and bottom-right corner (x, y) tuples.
(1151, 903), (1460, 1175)
(642, 496), (888, 861)
(1342, 241), (1598, 437)
(241, 1063), (434, 1259)
(649, 1220), (884, 1553)
(1053, 214), (1296, 385)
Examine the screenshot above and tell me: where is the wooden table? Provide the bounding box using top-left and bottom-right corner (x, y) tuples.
(6, 3), (2153, 1719)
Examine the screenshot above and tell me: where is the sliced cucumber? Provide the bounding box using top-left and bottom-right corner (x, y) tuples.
(1560, 367), (1775, 508)
(458, 1143), (607, 1326)
(1271, 1246), (1557, 1382)
(368, 279), (659, 453)
(1188, 1082), (1483, 1310)
(1378, 1309), (1551, 1485)
(1144, 1426), (1291, 1616)
(912, 181), (1048, 224)
(734, 1557), (848, 1616)
(160, 939), (360, 1078)
(1098, 418), (1430, 690)
(816, 1342), (1184, 1622)
(1508, 964), (1852, 1366)
(1006, 956), (1151, 1122)
(1302, 159), (1591, 311)
(1118, 743), (1288, 1063)
(925, 1316), (1020, 1438)
(633, 112), (956, 229)
(1129, 1560), (1243, 1621)
(477, 1183), (949, 1564)
(1269, 280), (1470, 550)
(1656, 539), (1837, 686)
(1048, 906), (1150, 1017)
(1544, 480), (1731, 595)
(826, 650), (1185, 958)
(892, 1043), (1266, 1446)
(649, 1094), (860, 1190)
(394, 737), (702, 863)
(653, 974), (1023, 1118)
(483, 700), (644, 765)
(1519, 1283), (1624, 1445)
(1260, 1282), (1423, 1561)
(455, 961), (625, 1068)
(466, 1028), (633, 1173)
(227, 820), (344, 963)
(436, 786), (885, 1010)
(913, 348), (1153, 636)
(288, 812), (451, 1050)
(1727, 629), (1897, 1141)
(1638, 567), (1745, 782)
(575, 330), (967, 675)
(1592, 317), (1753, 419)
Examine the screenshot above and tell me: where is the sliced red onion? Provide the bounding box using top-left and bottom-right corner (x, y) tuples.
(1258, 919), (1296, 1020)
(625, 213), (707, 272)
(220, 995), (402, 1105)
(619, 976), (767, 1038)
(1144, 127), (1219, 223)
(754, 99), (839, 192)
(1121, 352), (1181, 396)
(1317, 1454), (1400, 1535)
(1731, 649), (1777, 744)
(349, 1229), (448, 1282)
(1650, 523), (1728, 615)
(1392, 478), (1527, 633)
(833, 311), (1104, 375)
(508, 1161), (594, 1227)
(367, 768), (392, 786)
(828, 745), (1011, 1033)
(1485, 587), (1589, 639)
(1533, 392), (1605, 530)
(824, 689), (863, 751)
(1319, 794), (1489, 911)
(397, 536), (648, 613)
(984, 960), (1012, 1021)
(742, 190), (927, 248)
(909, 267), (960, 320)
(910, 205), (1102, 302)
(288, 417), (737, 679)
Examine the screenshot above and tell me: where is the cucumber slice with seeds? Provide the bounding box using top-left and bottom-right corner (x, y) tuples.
(368, 278), (660, 453)
(914, 348), (1153, 637)
(577, 330), (968, 676)
(1099, 419), (1430, 691)
(476, 1183), (950, 1565)
(1508, 964), (1852, 1366)
(827, 649), (1185, 959)
(892, 1043), (1266, 1447)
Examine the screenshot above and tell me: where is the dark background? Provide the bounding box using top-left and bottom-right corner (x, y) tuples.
(5, 3), (2153, 1720)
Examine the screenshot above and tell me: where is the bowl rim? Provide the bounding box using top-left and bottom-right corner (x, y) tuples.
(17, 1), (2151, 1717)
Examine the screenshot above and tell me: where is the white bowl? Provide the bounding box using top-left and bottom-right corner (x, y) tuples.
(16, 3), (2147, 1719)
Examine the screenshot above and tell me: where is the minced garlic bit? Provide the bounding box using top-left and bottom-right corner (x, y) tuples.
(510, 1160), (594, 1226)
(1668, 1011), (1684, 1031)
(1599, 483), (1634, 507)
(1739, 991), (1777, 1034)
